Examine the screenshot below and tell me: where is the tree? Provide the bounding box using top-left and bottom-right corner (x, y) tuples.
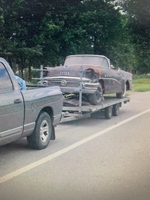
(0, 0), (144, 77)
(120, 0), (150, 73)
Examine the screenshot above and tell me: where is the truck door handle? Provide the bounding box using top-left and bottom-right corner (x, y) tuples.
(14, 99), (22, 104)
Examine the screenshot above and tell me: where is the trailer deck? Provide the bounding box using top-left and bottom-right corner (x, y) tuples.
(60, 96), (130, 123)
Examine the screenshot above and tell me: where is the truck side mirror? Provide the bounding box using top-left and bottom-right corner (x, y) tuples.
(111, 65), (115, 69)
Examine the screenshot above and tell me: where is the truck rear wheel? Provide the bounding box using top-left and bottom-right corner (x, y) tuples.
(27, 112), (52, 150)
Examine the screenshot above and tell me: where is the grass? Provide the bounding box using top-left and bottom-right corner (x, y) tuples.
(133, 75), (150, 92)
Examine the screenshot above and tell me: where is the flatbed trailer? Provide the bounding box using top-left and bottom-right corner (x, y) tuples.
(60, 96), (130, 123)
(33, 65), (130, 123)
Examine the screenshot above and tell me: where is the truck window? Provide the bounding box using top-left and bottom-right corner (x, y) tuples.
(0, 63), (13, 93)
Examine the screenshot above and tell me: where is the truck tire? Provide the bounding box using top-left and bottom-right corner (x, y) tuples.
(88, 84), (102, 105)
(27, 112), (52, 150)
(105, 106), (112, 119)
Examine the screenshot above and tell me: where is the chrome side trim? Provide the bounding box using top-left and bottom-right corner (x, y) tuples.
(0, 126), (23, 138)
(102, 77), (122, 85)
(23, 122), (35, 128)
(22, 122), (35, 136)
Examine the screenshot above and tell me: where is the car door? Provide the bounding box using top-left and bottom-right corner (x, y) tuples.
(101, 65), (122, 94)
(0, 62), (24, 146)
(108, 66), (123, 93)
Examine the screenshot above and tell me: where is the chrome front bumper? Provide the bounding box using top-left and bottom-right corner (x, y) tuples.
(61, 82), (99, 94)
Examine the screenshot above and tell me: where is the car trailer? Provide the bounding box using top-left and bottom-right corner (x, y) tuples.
(32, 65), (130, 123)
(59, 65), (130, 123)
(60, 95), (130, 123)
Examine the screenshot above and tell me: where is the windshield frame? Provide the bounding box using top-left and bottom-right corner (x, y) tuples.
(64, 55), (110, 68)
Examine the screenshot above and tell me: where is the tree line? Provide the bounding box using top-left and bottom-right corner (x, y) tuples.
(0, 0), (149, 80)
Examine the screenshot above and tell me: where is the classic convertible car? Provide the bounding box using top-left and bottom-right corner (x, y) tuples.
(42, 55), (132, 105)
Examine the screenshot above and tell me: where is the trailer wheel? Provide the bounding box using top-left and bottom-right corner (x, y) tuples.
(113, 104), (119, 116)
(105, 106), (112, 119)
(27, 112), (52, 150)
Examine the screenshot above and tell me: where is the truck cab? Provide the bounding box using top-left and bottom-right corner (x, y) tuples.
(0, 60), (24, 145)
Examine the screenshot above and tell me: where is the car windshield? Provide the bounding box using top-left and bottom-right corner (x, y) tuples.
(64, 55), (109, 68)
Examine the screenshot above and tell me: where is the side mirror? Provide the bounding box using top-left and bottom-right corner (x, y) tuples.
(111, 65), (115, 69)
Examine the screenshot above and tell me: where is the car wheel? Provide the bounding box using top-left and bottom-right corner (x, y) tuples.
(88, 84), (102, 105)
(116, 83), (126, 98)
(27, 112), (52, 150)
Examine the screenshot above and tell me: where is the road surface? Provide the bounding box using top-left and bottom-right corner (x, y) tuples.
(0, 92), (150, 200)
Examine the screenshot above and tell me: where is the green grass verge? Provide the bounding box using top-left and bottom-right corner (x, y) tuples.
(133, 75), (150, 92)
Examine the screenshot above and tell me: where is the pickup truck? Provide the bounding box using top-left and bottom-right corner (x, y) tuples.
(0, 57), (63, 150)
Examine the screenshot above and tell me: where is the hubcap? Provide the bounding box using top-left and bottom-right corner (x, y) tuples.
(40, 120), (49, 143)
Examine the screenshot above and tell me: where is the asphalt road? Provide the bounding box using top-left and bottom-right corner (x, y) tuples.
(0, 92), (150, 200)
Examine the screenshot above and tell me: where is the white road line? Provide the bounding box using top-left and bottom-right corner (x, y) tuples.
(0, 109), (150, 184)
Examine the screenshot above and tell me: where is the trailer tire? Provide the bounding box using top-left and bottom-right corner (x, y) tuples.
(105, 106), (112, 119)
(113, 104), (119, 116)
(27, 112), (52, 150)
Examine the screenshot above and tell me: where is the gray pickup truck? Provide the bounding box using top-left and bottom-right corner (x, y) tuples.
(0, 57), (63, 149)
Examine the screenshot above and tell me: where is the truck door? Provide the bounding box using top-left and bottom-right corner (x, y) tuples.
(0, 62), (24, 145)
